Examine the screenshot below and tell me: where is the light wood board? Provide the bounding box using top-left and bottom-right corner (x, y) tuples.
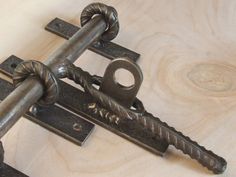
(0, 0), (235, 176)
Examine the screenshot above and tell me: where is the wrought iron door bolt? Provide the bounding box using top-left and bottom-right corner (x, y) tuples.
(0, 3), (227, 176)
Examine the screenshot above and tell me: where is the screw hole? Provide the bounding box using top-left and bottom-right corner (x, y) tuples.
(114, 68), (135, 88)
(11, 63), (17, 69)
(29, 105), (38, 116)
(152, 136), (156, 140)
(73, 123), (82, 132)
(55, 23), (62, 29)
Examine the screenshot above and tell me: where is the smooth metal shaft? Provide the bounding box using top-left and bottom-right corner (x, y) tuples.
(0, 77), (44, 138)
(45, 16), (107, 75)
(0, 15), (107, 138)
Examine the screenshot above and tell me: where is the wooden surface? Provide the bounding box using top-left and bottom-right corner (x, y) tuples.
(0, 0), (235, 176)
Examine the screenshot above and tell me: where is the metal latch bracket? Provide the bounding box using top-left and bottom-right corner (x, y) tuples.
(45, 18), (140, 62)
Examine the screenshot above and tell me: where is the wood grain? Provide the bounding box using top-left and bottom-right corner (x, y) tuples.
(0, 0), (235, 176)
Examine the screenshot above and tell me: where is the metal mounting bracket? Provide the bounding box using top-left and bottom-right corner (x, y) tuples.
(45, 18), (140, 62)
(0, 55), (169, 176)
(0, 77), (95, 146)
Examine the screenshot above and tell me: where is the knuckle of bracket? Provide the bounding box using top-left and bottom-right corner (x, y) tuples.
(13, 60), (59, 105)
(80, 2), (119, 41)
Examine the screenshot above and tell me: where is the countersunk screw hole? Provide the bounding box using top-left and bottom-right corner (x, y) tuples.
(11, 63), (17, 69)
(73, 123), (82, 132)
(55, 23), (62, 29)
(29, 105), (38, 116)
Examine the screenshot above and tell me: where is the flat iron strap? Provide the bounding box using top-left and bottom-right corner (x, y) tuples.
(45, 18), (140, 62)
(0, 77), (94, 146)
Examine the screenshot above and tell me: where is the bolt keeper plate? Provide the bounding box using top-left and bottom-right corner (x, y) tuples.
(45, 18), (140, 62)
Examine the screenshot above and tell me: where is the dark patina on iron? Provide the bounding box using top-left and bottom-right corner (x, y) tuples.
(0, 2), (227, 176)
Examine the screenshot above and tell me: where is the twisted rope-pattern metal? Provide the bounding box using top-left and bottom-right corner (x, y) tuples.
(13, 60), (59, 105)
(65, 63), (145, 119)
(142, 112), (227, 174)
(81, 2), (119, 41)
(65, 62), (227, 174)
